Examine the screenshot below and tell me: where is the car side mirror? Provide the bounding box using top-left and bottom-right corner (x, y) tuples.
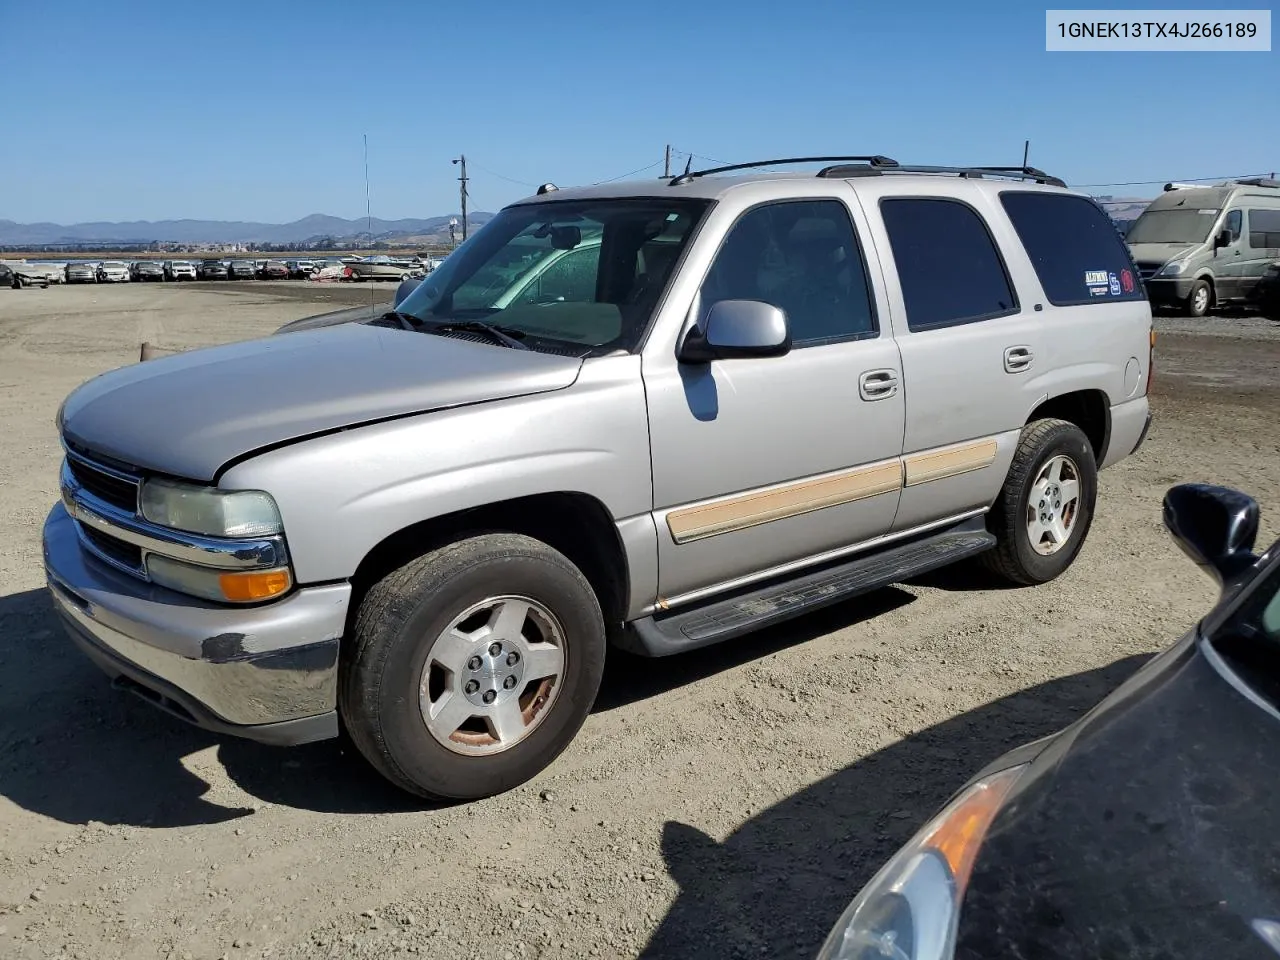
(677, 299), (792, 363)
(1213, 229), (1232, 249)
(1163, 483), (1260, 586)
(393, 276), (422, 308)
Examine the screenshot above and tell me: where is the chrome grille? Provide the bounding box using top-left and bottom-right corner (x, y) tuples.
(80, 525), (144, 573)
(65, 453), (139, 514)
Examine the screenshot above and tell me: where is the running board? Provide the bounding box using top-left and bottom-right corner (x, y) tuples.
(619, 521), (996, 657)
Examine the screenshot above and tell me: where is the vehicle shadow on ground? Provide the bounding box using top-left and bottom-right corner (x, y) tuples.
(636, 653), (1152, 960)
(0, 584), (924, 823)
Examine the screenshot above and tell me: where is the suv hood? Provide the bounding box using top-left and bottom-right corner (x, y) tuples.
(59, 322), (583, 482)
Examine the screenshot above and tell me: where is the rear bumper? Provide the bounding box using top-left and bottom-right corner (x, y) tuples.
(42, 503), (348, 745)
(1101, 396), (1151, 469)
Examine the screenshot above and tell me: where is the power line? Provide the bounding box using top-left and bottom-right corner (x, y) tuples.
(592, 159), (665, 185)
(466, 161), (539, 188)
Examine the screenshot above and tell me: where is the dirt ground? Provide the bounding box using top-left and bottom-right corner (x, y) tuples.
(1, 283), (1279, 960)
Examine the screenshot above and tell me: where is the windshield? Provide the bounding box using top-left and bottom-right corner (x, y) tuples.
(395, 197), (710, 355)
(1126, 208), (1219, 245)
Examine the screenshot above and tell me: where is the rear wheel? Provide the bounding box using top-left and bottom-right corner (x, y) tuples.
(340, 533), (607, 801)
(982, 418), (1098, 586)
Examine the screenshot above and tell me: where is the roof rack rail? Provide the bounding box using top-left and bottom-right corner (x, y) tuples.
(668, 155), (899, 186)
(1234, 177), (1280, 189)
(818, 163), (1066, 188)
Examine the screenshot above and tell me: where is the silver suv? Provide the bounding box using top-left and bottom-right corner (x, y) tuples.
(43, 156), (1154, 800)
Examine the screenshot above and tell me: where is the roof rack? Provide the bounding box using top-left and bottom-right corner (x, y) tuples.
(1235, 177), (1280, 189)
(817, 163), (1066, 188)
(666, 155), (1066, 188)
(668, 155), (900, 185)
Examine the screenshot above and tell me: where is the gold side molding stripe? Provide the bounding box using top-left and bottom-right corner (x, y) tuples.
(666, 460), (902, 544)
(903, 438), (998, 487)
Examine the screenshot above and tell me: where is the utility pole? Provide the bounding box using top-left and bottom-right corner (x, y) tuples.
(452, 155), (468, 242)
(663, 144), (671, 178)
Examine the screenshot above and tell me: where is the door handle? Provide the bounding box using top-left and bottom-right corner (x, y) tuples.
(1004, 346), (1034, 373)
(859, 369), (899, 401)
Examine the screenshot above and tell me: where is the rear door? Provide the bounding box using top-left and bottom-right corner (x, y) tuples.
(1244, 206), (1280, 299)
(854, 183), (1045, 534)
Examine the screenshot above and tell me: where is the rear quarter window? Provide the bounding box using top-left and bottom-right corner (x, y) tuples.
(1000, 191), (1146, 306)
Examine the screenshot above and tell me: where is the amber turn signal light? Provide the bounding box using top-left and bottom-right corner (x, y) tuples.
(218, 568), (292, 602)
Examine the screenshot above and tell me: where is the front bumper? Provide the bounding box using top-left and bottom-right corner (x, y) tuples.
(42, 503), (349, 745)
(1144, 276), (1197, 307)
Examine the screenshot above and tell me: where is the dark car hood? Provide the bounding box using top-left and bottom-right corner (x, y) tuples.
(955, 634), (1280, 960)
(59, 322), (582, 481)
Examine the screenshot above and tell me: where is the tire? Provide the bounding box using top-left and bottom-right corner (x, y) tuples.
(1186, 279), (1212, 318)
(340, 532), (607, 801)
(981, 418), (1098, 586)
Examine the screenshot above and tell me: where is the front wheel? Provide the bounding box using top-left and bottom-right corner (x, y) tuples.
(1186, 279), (1212, 318)
(340, 532), (607, 801)
(982, 418), (1098, 586)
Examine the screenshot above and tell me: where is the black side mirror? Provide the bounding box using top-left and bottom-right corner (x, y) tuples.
(1163, 483), (1260, 586)
(678, 299), (792, 363)
(393, 276), (422, 308)
(1213, 230), (1232, 249)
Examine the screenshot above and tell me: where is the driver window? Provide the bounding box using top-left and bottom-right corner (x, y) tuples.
(699, 200), (877, 346)
(1225, 209), (1243, 243)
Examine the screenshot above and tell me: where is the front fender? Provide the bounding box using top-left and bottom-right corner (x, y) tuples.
(218, 356), (653, 585)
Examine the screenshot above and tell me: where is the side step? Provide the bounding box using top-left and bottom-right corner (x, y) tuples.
(620, 521), (996, 657)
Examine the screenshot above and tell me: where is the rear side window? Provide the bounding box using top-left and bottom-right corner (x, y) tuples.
(1248, 209), (1280, 249)
(1000, 192), (1145, 306)
(879, 198), (1017, 331)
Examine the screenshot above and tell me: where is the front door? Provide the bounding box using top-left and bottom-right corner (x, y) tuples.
(1215, 208), (1247, 301)
(642, 197), (905, 602)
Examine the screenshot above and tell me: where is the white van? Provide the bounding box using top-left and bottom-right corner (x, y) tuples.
(1127, 177), (1280, 316)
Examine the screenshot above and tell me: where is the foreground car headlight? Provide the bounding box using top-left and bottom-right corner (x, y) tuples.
(140, 478), (284, 538)
(815, 764), (1026, 960)
(1156, 261), (1186, 277)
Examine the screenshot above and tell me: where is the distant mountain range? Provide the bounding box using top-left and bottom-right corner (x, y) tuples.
(0, 213), (496, 246)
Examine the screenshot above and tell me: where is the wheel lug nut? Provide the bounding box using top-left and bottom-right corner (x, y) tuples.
(503, 675), (517, 690)
(506, 651), (520, 666)
(482, 689), (497, 704)
(488, 642), (502, 657)
(464, 680), (479, 695)
(467, 656), (482, 671)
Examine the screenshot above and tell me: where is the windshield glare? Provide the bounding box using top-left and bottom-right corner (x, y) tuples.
(1126, 208), (1220, 245)
(396, 198), (710, 354)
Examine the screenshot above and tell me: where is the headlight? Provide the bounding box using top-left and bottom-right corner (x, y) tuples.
(814, 764), (1025, 960)
(140, 477), (283, 537)
(1156, 261), (1185, 277)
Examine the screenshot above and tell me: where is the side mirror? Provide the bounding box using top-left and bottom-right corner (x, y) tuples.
(677, 299), (792, 363)
(1163, 483), (1260, 586)
(393, 276), (422, 308)
(1213, 229), (1232, 249)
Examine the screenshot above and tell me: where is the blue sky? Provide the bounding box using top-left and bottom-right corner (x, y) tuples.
(3, 0), (1275, 224)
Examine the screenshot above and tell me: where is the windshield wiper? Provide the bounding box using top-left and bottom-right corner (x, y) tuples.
(383, 310), (423, 331)
(426, 319), (529, 350)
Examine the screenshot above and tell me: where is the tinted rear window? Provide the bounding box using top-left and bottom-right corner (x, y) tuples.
(1000, 192), (1145, 306)
(879, 197), (1017, 331)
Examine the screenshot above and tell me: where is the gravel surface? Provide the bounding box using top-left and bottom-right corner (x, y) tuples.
(2, 286), (1279, 960)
